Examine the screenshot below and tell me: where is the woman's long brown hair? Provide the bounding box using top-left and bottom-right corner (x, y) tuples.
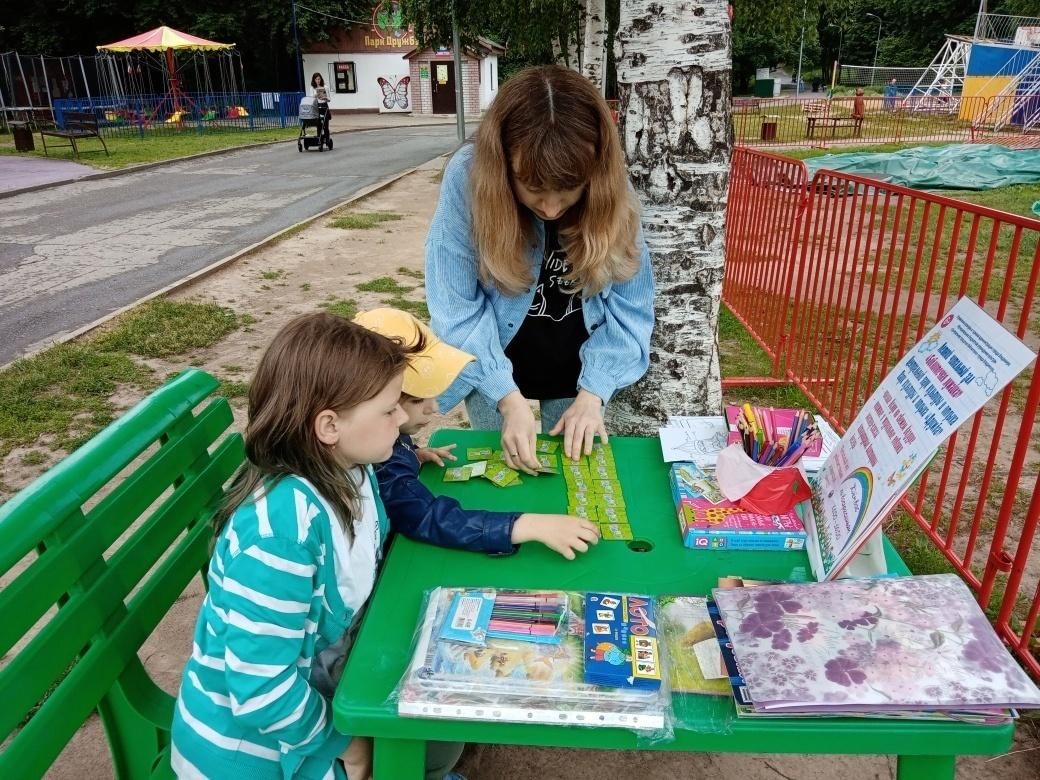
(471, 64), (640, 296)
(213, 313), (417, 544)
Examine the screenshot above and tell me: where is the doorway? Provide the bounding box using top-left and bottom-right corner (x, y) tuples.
(431, 61), (456, 114)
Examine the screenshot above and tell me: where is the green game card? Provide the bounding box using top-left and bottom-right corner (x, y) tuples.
(567, 504), (597, 520)
(566, 489), (597, 506)
(590, 478), (622, 495)
(536, 453), (560, 473)
(536, 439), (560, 454)
(600, 522), (634, 541)
(597, 492), (626, 509)
(443, 466), (471, 482)
(483, 463), (521, 488)
(466, 447), (494, 460)
(598, 505), (628, 524)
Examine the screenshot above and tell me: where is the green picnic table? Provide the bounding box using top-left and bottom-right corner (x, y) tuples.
(332, 431), (1015, 779)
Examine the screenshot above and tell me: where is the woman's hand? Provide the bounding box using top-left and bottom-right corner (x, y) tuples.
(550, 390), (607, 461)
(415, 444), (457, 467)
(511, 514), (600, 560)
(498, 391), (541, 475)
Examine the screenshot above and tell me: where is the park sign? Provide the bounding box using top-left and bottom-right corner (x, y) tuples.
(366, 0), (416, 49)
(805, 297), (1036, 581)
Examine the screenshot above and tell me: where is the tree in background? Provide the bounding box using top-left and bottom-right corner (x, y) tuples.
(0, 0), (370, 90)
(609, 0), (732, 428)
(731, 0), (808, 93)
(583, 0), (609, 92)
(402, 0), (609, 87)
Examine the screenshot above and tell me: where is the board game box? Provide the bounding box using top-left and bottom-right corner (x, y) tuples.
(669, 463), (807, 551)
(583, 593), (662, 691)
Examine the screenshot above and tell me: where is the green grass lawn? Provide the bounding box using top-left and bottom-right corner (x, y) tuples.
(0, 127), (300, 170)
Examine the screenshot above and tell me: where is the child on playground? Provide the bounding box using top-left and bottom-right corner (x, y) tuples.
(355, 307), (601, 561)
(170, 313), (467, 780)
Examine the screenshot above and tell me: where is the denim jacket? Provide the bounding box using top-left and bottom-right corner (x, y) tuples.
(376, 433), (519, 554)
(425, 144), (656, 412)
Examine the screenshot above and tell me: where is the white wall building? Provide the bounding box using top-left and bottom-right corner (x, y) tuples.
(303, 26), (502, 115)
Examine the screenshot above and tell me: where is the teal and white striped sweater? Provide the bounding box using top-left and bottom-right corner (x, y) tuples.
(170, 468), (387, 780)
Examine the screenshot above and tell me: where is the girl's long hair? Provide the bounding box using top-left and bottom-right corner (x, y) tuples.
(470, 64), (640, 296)
(213, 313), (417, 543)
(311, 72), (324, 88)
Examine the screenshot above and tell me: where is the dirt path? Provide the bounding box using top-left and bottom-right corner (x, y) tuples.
(7, 159), (1037, 780)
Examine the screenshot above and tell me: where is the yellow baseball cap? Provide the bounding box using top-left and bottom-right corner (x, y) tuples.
(353, 308), (474, 398)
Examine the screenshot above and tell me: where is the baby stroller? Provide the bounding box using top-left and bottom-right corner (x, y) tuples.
(298, 96), (332, 152)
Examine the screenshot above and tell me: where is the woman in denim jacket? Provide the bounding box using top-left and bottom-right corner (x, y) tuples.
(425, 65), (655, 473)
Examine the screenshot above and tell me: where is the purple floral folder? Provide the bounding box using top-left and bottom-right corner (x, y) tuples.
(712, 574), (1040, 714)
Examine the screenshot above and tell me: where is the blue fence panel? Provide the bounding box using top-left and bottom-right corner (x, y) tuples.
(52, 92), (305, 138)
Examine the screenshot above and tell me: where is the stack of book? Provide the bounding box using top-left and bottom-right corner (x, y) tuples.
(708, 574), (1040, 724)
(397, 587), (668, 730)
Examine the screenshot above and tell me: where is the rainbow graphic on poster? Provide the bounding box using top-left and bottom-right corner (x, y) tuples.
(819, 466), (874, 568)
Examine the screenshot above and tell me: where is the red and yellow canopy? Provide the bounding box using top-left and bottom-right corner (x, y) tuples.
(97, 26), (234, 52)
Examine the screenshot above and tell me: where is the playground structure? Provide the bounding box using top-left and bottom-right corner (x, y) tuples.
(1, 26), (302, 137)
(828, 6), (1040, 141)
(908, 7), (1040, 131)
(95, 26), (245, 127)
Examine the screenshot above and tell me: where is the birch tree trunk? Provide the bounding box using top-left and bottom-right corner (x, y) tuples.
(552, 34), (565, 64)
(607, 0), (732, 433)
(582, 0), (607, 93)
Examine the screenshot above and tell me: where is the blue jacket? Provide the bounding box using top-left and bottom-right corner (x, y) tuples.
(425, 143), (656, 412)
(376, 434), (519, 554)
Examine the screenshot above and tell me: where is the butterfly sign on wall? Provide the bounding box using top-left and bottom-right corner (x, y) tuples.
(377, 75), (410, 112)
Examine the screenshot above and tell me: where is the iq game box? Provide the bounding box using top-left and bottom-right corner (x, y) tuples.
(669, 463), (807, 551)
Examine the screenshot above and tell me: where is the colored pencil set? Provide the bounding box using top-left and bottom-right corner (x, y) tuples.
(486, 591), (568, 643)
(734, 404), (821, 467)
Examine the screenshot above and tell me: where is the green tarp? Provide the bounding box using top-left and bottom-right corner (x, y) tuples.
(803, 144), (1040, 190)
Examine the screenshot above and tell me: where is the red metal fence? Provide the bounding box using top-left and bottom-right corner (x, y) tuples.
(724, 147), (1040, 677)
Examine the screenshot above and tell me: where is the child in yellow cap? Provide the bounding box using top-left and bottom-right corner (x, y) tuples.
(355, 307), (601, 560)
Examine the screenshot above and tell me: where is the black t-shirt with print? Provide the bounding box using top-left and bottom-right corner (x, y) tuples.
(505, 221), (589, 400)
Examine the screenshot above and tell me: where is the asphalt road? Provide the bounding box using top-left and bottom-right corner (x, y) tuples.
(0, 125), (471, 364)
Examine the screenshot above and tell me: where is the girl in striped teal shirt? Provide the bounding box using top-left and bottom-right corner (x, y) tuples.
(171, 313), (463, 780)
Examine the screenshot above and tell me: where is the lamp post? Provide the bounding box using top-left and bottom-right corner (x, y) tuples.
(291, 0), (305, 93)
(827, 22), (844, 68)
(866, 13), (883, 87)
(795, 0), (807, 97)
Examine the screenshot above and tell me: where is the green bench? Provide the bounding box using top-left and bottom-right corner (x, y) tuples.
(0, 369), (243, 779)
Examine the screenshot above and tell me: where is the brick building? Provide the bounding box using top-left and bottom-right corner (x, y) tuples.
(405, 38), (504, 116)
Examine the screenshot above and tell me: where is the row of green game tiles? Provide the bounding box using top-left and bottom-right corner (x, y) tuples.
(563, 448), (629, 539)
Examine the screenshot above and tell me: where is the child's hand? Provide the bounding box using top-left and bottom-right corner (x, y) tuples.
(416, 444), (457, 466)
(511, 514), (600, 560)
